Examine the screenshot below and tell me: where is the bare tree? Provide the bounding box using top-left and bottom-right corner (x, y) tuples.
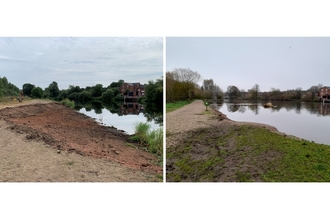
(250, 84), (260, 100)
(171, 68), (202, 84)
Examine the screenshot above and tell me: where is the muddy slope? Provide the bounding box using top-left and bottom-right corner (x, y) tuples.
(0, 102), (162, 175)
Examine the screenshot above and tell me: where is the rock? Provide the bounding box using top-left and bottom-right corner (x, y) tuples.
(263, 102), (273, 108)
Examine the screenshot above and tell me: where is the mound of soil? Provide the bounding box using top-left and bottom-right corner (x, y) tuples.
(0, 102), (162, 174)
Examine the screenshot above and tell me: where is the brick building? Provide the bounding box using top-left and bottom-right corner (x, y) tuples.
(319, 86), (330, 100)
(119, 82), (146, 98)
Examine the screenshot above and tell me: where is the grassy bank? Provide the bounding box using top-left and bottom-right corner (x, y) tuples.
(167, 123), (330, 182)
(130, 122), (163, 165)
(166, 100), (191, 113)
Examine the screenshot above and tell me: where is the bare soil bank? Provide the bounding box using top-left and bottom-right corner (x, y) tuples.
(0, 100), (162, 182)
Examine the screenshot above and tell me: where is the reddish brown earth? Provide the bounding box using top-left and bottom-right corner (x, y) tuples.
(0, 100), (162, 181)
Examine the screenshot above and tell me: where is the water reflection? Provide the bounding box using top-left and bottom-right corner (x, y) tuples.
(213, 100), (330, 145)
(220, 101), (330, 117)
(75, 101), (163, 134)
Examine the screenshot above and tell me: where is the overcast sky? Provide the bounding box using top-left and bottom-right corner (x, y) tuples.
(0, 37), (163, 90)
(166, 37), (330, 92)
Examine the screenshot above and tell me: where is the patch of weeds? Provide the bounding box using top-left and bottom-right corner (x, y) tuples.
(235, 171), (252, 182)
(125, 143), (138, 149)
(60, 99), (75, 108)
(132, 122), (163, 158)
(315, 164), (327, 171)
(166, 100), (191, 113)
(67, 161), (74, 166)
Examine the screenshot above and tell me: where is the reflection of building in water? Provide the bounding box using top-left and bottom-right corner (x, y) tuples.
(119, 103), (144, 115)
(319, 103), (330, 115)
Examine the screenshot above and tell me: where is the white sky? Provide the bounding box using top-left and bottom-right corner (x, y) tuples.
(166, 37), (330, 92)
(0, 37), (163, 90)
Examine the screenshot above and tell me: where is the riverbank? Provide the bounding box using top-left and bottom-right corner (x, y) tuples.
(0, 99), (162, 182)
(166, 100), (330, 182)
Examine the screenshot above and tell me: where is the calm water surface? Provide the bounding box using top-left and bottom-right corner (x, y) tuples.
(215, 101), (330, 145)
(78, 102), (162, 135)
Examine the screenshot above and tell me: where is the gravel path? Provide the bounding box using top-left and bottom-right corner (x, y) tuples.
(166, 100), (280, 148)
(166, 100), (218, 135)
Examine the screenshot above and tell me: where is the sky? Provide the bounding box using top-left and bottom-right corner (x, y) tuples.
(0, 37), (163, 90)
(166, 37), (330, 92)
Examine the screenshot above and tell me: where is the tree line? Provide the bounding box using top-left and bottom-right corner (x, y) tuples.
(0, 76), (20, 98)
(166, 68), (324, 103)
(166, 68), (222, 102)
(225, 84), (323, 102)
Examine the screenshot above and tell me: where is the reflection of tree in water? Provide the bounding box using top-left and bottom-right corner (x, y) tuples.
(211, 100), (224, 110)
(295, 102), (301, 114)
(143, 103), (163, 126)
(238, 105), (247, 113)
(248, 104), (259, 115)
(91, 101), (103, 114)
(74, 100), (163, 125)
(103, 102), (120, 115)
(227, 103), (240, 113)
(303, 102), (321, 116)
(283, 102), (296, 112)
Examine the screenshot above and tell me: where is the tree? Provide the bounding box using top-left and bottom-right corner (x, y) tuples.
(0, 81), (3, 98)
(294, 87), (302, 100)
(170, 68), (201, 84)
(227, 85), (241, 100)
(308, 84), (323, 100)
(250, 84), (260, 100)
(102, 88), (114, 103)
(31, 87), (43, 99)
(48, 81), (60, 99)
(23, 83), (35, 97)
(144, 78), (163, 106)
(166, 69), (200, 102)
(92, 84), (103, 97)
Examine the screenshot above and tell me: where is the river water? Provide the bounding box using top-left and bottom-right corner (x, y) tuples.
(215, 100), (330, 145)
(77, 102), (162, 135)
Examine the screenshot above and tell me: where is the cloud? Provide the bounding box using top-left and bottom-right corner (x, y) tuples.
(0, 37), (163, 89)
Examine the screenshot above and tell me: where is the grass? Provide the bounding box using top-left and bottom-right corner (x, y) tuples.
(60, 99), (75, 108)
(130, 122), (163, 165)
(166, 100), (191, 113)
(167, 124), (330, 182)
(0, 96), (32, 104)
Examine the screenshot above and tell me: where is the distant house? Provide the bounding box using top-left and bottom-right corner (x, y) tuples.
(119, 82), (146, 98)
(319, 86), (330, 100)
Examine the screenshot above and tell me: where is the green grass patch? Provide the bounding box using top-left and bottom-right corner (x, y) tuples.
(60, 99), (75, 108)
(130, 122), (163, 165)
(167, 123), (330, 182)
(166, 100), (191, 113)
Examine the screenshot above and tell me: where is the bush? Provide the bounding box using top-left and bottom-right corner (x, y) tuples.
(60, 99), (75, 108)
(131, 122), (163, 158)
(101, 88), (114, 104)
(31, 87), (43, 99)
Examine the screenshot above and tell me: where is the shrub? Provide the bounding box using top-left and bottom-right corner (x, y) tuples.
(61, 99), (75, 108)
(131, 122), (163, 158)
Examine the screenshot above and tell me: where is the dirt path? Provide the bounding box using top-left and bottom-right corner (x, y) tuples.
(166, 100), (279, 146)
(0, 99), (162, 182)
(166, 100), (233, 148)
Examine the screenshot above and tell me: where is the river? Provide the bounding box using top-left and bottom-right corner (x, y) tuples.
(215, 100), (330, 145)
(76, 101), (163, 135)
